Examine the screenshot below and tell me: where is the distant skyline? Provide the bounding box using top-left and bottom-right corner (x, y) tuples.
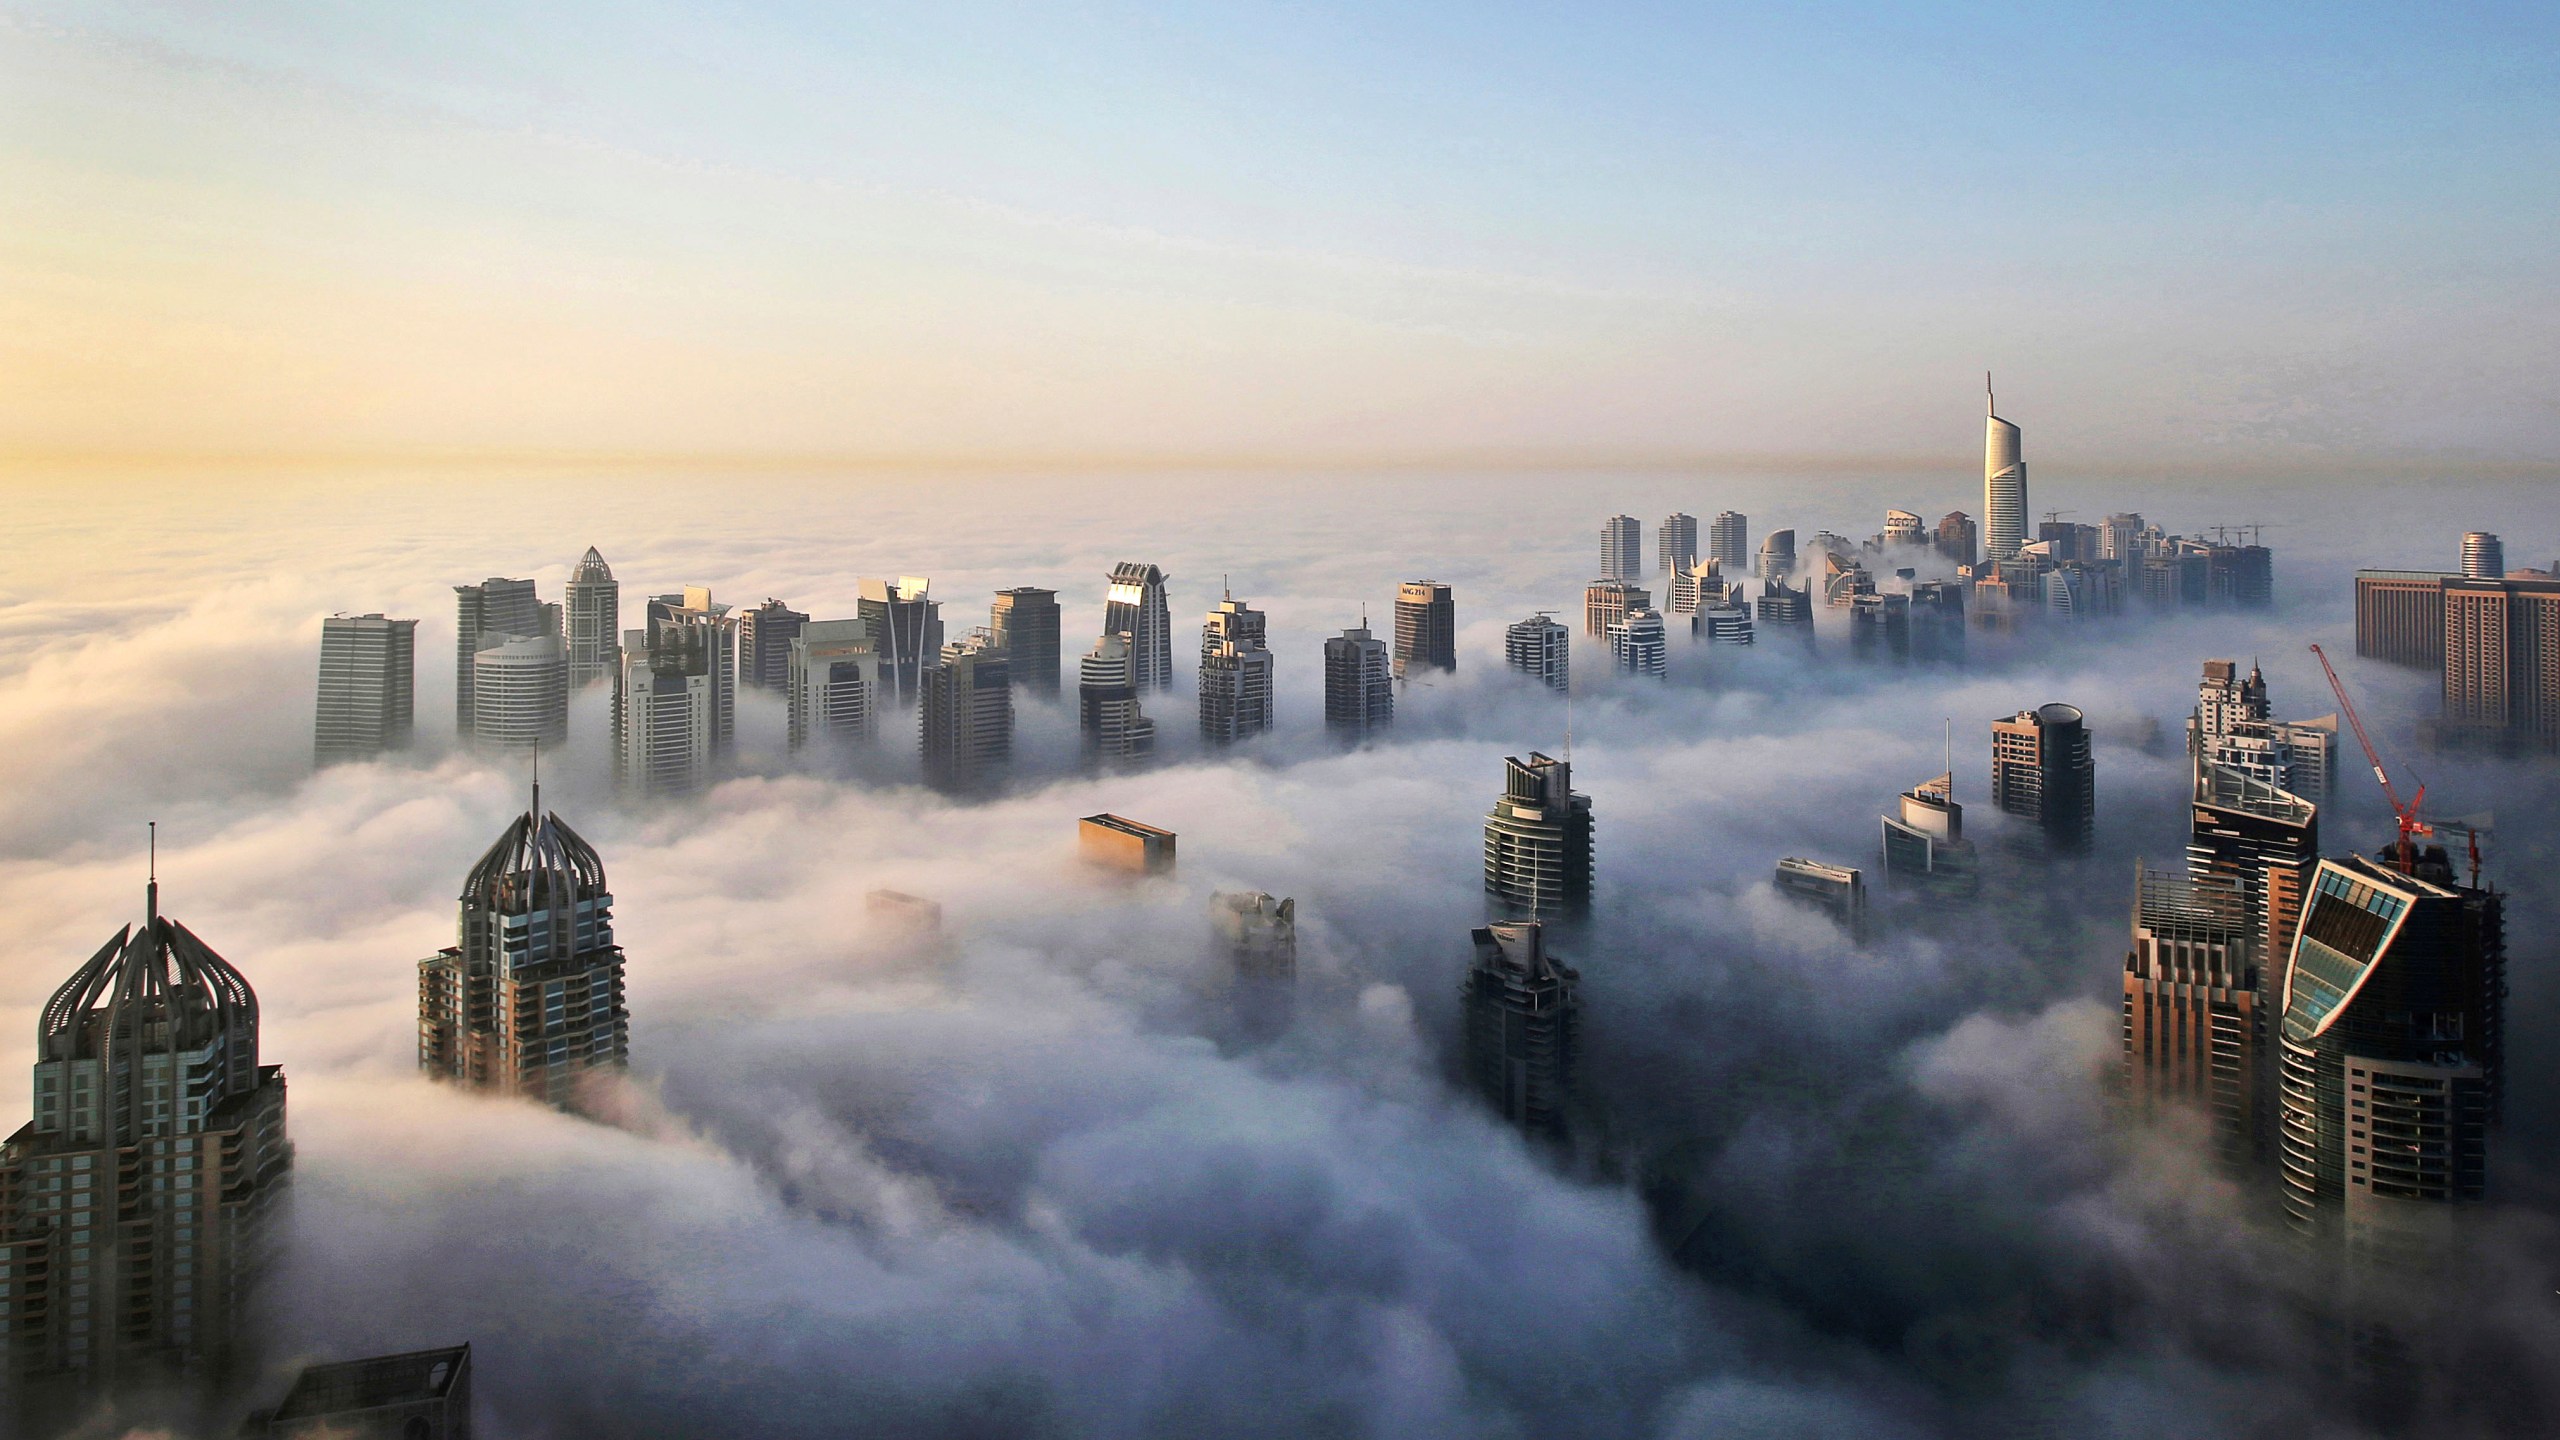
(4, 3), (2557, 466)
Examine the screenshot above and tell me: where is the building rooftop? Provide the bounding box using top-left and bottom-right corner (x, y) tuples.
(269, 1344), (470, 1421)
(1080, 813), (1174, 842)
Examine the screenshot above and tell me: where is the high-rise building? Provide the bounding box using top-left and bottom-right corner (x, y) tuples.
(857, 577), (943, 704)
(1756, 528), (1796, 580)
(1697, 601), (1754, 647)
(1774, 857), (1866, 936)
(1880, 768), (1979, 901)
(1214, 892), (1296, 1043)
(613, 589), (734, 797)
(1755, 578), (1814, 649)
(1606, 607), (1668, 679)
(1199, 596), (1275, 745)
(1666, 558), (1727, 616)
(2441, 573), (2560, 750)
(1392, 581), (1456, 679)
(453, 578), (547, 736)
(1908, 582), (1967, 664)
(1990, 704), (2093, 851)
(2461, 531), (2505, 580)
(1983, 375), (2027, 561)
(565, 547), (620, 687)
(1461, 922), (1581, 1139)
(419, 786), (628, 1107)
(468, 628), (568, 754)
(786, 618), (881, 751)
(1079, 633), (1157, 766)
(1505, 615), (1570, 693)
(1483, 752), (1592, 914)
(1600, 515), (1642, 581)
(1323, 624), (1394, 734)
(1848, 593), (1910, 663)
(315, 613), (417, 766)
(1658, 513), (1698, 573)
(920, 631), (1013, 793)
(2123, 863), (2261, 1167)
(2100, 514), (2145, 563)
(0, 870), (291, 1429)
(1102, 563), (1173, 692)
(1079, 813), (1175, 874)
(1935, 512), (1978, 569)
(737, 598), (810, 691)
(2353, 571), (2450, 669)
(1709, 511), (1750, 571)
(2276, 851), (2504, 1259)
(1881, 509), (1925, 548)
(2186, 660), (2338, 806)
(990, 588), (1062, 696)
(1583, 581), (1649, 639)
(250, 1344), (472, 1440)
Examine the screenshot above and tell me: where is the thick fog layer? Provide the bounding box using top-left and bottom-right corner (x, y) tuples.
(1, 467), (2553, 1439)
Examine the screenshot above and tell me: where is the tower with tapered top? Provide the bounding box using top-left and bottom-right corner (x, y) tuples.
(1984, 374), (2027, 562)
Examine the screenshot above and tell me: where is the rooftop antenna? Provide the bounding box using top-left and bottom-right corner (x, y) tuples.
(1986, 371), (1994, 416)
(147, 821), (158, 926)
(530, 744), (541, 821)
(1943, 717), (1952, 794)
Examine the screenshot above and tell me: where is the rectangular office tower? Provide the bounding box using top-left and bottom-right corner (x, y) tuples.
(1658, 513), (1697, 574)
(1323, 625), (1394, 734)
(737, 598), (810, 691)
(420, 792), (628, 1108)
(1936, 512), (1977, 569)
(1607, 607), (1668, 679)
(2353, 571), (2450, 669)
(1601, 515), (1642, 581)
(1461, 921), (1581, 1139)
(1991, 704), (2094, 852)
(1583, 581), (1649, 639)
(921, 631), (1013, 793)
(857, 577), (943, 704)
(2187, 659), (2337, 805)
(990, 587), (1062, 695)
(454, 577), (545, 733)
(787, 618), (882, 751)
(2277, 851), (2504, 1261)
(314, 613), (417, 765)
(1710, 512), (1749, 570)
(1484, 752), (1593, 913)
(0, 878), (291, 1434)
(2123, 864), (2261, 1167)
(613, 589), (735, 797)
(1755, 579), (1814, 649)
(1505, 614), (1570, 693)
(1200, 596), (1276, 744)
(1774, 858), (1865, 937)
(2441, 573), (2560, 750)
(566, 547), (620, 687)
(1392, 581), (1456, 678)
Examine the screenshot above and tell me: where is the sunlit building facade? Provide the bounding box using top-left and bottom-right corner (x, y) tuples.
(1505, 615), (1570, 693)
(1484, 752), (1592, 914)
(1392, 581), (1456, 679)
(314, 613), (417, 766)
(565, 547), (620, 688)
(1323, 624), (1393, 734)
(1102, 563), (1173, 693)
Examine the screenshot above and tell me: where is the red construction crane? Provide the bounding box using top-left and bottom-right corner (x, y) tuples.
(2309, 643), (2429, 873)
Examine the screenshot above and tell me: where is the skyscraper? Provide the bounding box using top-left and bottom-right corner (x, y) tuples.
(2100, 514), (2145, 562)
(1323, 624), (1393, 734)
(1935, 512), (1977, 569)
(565, 547), (620, 688)
(251, 1345), (472, 1439)
(1582, 580), (1649, 639)
(1756, 528), (1796, 580)
(1460, 921), (1580, 1139)
(314, 613), (417, 766)
(1848, 592), (1910, 663)
(2461, 531), (2504, 579)
(1755, 578), (1813, 649)
(1505, 614), (1570, 693)
(1666, 558), (1727, 616)
(1484, 752), (1593, 913)
(453, 577), (546, 735)
(2276, 850), (2504, 1256)
(1600, 515), (1641, 581)
(419, 786), (628, 1107)
(737, 598), (810, 691)
(1983, 375), (2027, 562)
(1392, 581), (1456, 678)
(1709, 511), (1750, 571)
(1214, 892), (1297, 1043)
(786, 618), (881, 751)
(857, 577), (943, 704)
(1990, 704), (2093, 851)
(2354, 570), (2450, 668)
(1907, 582), (1967, 664)
(1658, 513), (1698, 574)
(990, 588), (1062, 696)
(1606, 607), (1667, 679)
(468, 629), (568, 753)
(0, 866), (291, 1430)
(1103, 563), (1173, 692)
(1199, 595), (1275, 744)
(1079, 633), (1156, 766)
(613, 588), (734, 797)
(1774, 858), (1866, 937)
(1698, 600), (1754, 646)
(2440, 572), (2560, 750)
(920, 630), (1013, 793)
(1881, 509), (1925, 548)
(2186, 659), (2337, 806)
(1880, 767), (1979, 901)
(2123, 863), (2261, 1167)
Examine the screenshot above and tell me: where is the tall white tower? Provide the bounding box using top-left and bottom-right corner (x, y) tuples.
(1984, 374), (2027, 563)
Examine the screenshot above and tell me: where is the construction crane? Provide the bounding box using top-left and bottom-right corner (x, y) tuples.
(2432, 812), (2493, 890)
(2309, 643), (2429, 873)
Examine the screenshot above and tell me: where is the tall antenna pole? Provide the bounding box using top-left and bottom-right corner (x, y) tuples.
(1943, 717), (1952, 793)
(147, 820), (159, 926)
(531, 744), (541, 820)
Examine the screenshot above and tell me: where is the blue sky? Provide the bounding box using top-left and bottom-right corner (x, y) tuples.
(3, 1), (2555, 462)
